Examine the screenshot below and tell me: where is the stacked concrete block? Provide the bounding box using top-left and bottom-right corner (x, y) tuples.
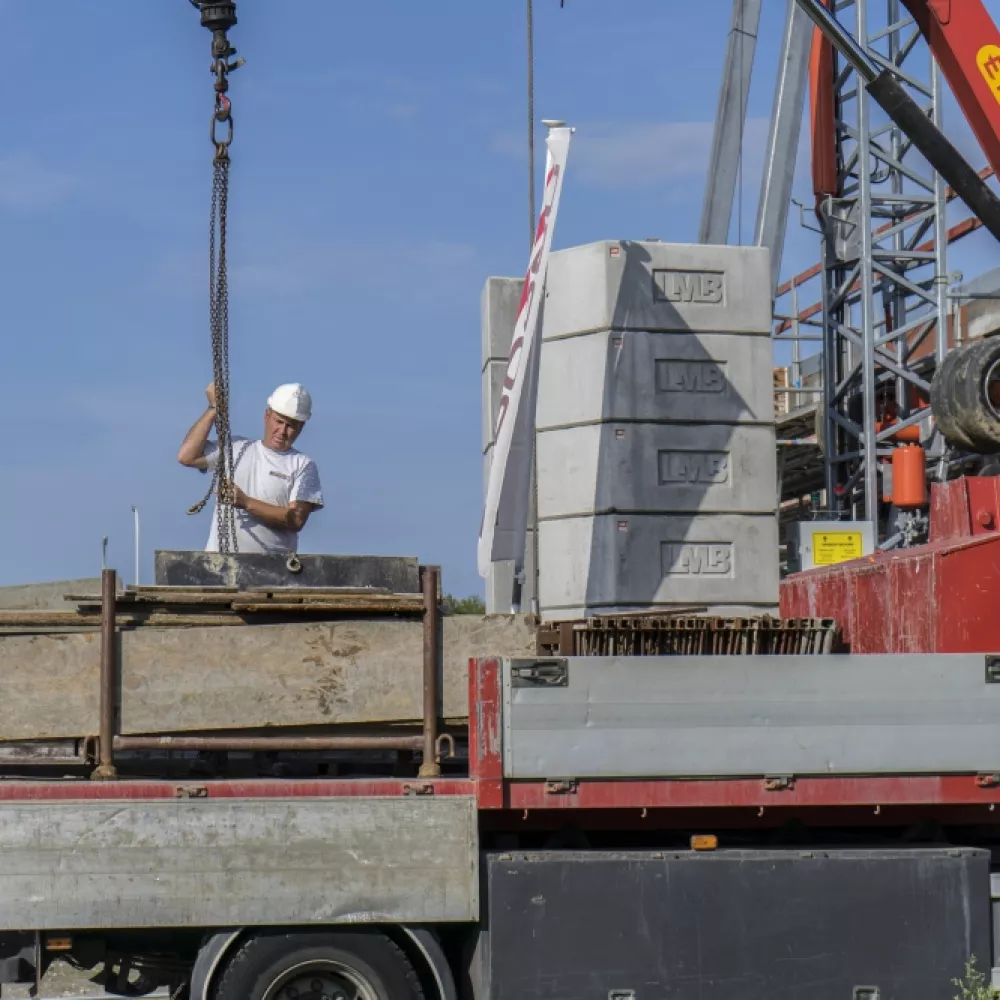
(481, 276), (535, 614)
(535, 240), (778, 619)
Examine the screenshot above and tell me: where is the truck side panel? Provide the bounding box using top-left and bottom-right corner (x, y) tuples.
(504, 654), (1000, 778)
(472, 849), (991, 1000)
(0, 797), (478, 929)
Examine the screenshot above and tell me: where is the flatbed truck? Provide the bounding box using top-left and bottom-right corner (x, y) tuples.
(0, 646), (999, 1000)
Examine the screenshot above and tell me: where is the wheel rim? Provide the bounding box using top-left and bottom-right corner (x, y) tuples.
(986, 356), (1000, 419)
(262, 959), (381, 1000)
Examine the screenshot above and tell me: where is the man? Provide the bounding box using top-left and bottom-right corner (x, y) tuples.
(178, 382), (324, 553)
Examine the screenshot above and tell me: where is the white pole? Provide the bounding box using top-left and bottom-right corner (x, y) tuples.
(131, 506), (140, 587)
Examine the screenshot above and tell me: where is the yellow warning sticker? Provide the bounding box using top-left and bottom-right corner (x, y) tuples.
(812, 531), (863, 567)
(977, 44), (1000, 106)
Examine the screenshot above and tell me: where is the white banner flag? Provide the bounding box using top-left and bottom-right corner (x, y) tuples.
(478, 125), (573, 579)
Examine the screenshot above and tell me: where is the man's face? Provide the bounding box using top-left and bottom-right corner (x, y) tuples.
(264, 408), (304, 452)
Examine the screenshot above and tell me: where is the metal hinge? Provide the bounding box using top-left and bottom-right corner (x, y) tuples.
(986, 656), (1000, 684)
(511, 659), (568, 688)
(763, 775), (795, 792)
(545, 780), (578, 795)
(403, 782), (435, 796)
(174, 784), (209, 798)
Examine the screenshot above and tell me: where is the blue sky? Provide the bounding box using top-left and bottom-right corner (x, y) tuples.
(2, 1), (1000, 595)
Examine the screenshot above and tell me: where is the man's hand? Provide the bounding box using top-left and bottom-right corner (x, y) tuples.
(217, 480), (315, 533)
(177, 388), (219, 468)
(218, 479), (248, 510)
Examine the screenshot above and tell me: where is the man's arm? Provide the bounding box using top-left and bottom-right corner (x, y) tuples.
(223, 483), (316, 532)
(177, 384), (217, 470)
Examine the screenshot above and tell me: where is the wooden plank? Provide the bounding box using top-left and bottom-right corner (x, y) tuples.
(68, 591), (413, 606)
(0, 612), (250, 628)
(0, 612), (97, 625)
(230, 601), (423, 614)
(0, 615), (538, 740)
(126, 585), (241, 593)
(245, 587), (395, 596)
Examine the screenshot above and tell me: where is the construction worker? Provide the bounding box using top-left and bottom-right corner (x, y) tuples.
(178, 382), (324, 553)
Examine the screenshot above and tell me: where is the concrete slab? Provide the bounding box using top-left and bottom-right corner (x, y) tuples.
(0, 579), (100, 611)
(542, 240), (772, 340)
(154, 552), (421, 592)
(481, 276), (524, 367)
(535, 329), (774, 429)
(537, 422), (778, 518)
(0, 615), (538, 741)
(538, 513), (780, 613)
(482, 359), (507, 453)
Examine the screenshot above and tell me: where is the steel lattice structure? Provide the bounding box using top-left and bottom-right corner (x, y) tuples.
(817, 0), (949, 531)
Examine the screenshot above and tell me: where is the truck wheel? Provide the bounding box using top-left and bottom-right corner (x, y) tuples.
(930, 342), (979, 451)
(930, 337), (1000, 453)
(951, 336), (1000, 453)
(213, 930), (424, 1000)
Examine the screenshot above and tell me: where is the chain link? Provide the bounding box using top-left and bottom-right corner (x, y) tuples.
(186, 15), (241, 554)
(209, 136), (238, 553)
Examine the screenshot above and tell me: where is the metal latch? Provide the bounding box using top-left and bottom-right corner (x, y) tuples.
(545, 780), (578, 795)
(977, 773), (1000, 788)
(511, 659), (568, 688)
(763, 775), (795, 792)
(402, 782), (435, 796)
(174, 785), (209, 798)
(986, 655), (1000, 683)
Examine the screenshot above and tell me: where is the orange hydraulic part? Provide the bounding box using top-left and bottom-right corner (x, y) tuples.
(809, 0), (837, 198)
(892, 444), (928, 509)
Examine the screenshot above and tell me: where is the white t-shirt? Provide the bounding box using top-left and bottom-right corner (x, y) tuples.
(202, 436), (324, 554)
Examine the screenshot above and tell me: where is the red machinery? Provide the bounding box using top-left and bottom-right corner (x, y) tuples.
(782, 474), (1000, 651)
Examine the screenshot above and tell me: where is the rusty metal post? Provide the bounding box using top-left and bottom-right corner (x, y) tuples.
(419, 565), (441, 778)
(91, 569), (118, 780)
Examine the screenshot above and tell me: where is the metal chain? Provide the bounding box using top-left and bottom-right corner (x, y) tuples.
(210, 133), (238, 553)
(186, 2), (242, 553)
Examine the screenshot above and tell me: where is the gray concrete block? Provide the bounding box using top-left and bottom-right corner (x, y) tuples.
(0, 616), (540, 740)
(483, 450), (537, 614)
(483, 445), (493, 495)
(0, 579), (100, 611)
(485, 560), (516, 615)
(155, 551), (421, 592)
(536, 329), (775, 429)
(537, 513), (779, 613)
(482, 359), (507, 453)
(481, 276), (524, 368)
(485, 533), (534, 614)
(542, 240), (772, 341)
(537, 422), (777, 518)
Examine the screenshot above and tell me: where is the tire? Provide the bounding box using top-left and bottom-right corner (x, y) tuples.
(950, 336), (1000, 453)
(212, 930), (424, 1000)
(930, 341), (980, 451)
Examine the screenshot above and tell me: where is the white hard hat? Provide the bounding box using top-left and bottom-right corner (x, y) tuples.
(267, 383), (312, 422)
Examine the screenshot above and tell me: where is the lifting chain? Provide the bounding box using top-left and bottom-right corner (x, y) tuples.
(186, 1), (244, 552)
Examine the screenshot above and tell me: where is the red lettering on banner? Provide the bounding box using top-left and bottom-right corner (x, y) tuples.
(493, 162), (562, 439)
(503, 335), (524, 390)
